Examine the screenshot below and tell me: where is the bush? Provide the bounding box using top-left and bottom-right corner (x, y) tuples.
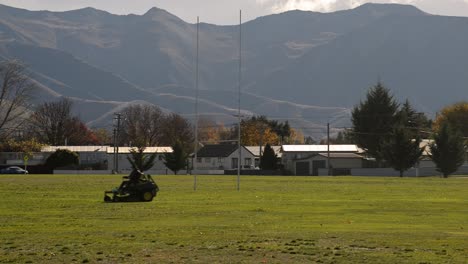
(45, 149), (79, 169)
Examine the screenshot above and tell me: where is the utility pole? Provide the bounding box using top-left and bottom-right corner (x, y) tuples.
(113, 128), (117, 173)
(327, 122), (331, 176)
(114, 113), (122, 174)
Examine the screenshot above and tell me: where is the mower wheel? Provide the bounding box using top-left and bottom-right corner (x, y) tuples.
(142, 191), (154, 202)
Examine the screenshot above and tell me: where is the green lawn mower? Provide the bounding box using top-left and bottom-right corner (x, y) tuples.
(104, 170), (159, 202)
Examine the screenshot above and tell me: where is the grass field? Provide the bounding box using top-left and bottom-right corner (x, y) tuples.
(0, 175), (467, 263)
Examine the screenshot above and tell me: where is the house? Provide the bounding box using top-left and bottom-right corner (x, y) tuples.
(281, 145), (364, 176)
(194, 144), (256, 170)
(244, 146), (282, 168)
(107, 147), (173, 173)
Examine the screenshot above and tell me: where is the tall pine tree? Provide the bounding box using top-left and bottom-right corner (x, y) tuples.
(126, 147), (157, 172)
(163, 141), (188, 175)
(351, 82), (399, 162)
(382, 128), (423, 177)
(260, 144), (278, 170)
(430, 123), (466, 178)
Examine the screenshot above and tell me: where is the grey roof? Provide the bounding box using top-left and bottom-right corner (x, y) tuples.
(42, 146), (109, 153)
(317, 153), (363, 159)
(196, 144), (238, 158)
(245, 146), (282, 158)
(41, 146), (172, 154)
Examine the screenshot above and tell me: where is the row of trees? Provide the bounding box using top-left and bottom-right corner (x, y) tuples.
(351, 82), (467, 177)
(196, 115), (304, 146)
(118, 105), (194, 151)
(0, 60), (195, 148)
(2, 59), (466, 176)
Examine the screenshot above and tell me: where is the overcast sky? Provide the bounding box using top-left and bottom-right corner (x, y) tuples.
(1, 0), (468, 24)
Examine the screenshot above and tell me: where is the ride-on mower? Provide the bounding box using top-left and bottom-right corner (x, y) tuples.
(104, 170), (159, 202)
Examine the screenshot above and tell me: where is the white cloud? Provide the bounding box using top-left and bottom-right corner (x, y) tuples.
(255, 0), (420, 13)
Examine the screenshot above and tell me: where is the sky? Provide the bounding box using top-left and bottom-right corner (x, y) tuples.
(1, 0), (468, 24)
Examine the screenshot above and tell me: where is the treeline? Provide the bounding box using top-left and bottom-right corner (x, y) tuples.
(348, 82), (467, 177)
(0, 60), (299, 154)
(1, 60), (467, 177)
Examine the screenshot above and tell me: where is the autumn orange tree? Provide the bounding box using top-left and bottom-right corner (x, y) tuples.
(433, 101), (468, 138)
(0, 138), (44, 152)
(198, 117), (222, 144)
(286, 128), (305, 144)
(241, 121), (279, 146)
(240, 116), (286, 146)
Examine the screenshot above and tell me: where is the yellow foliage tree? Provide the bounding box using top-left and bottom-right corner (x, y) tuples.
(198, 117), (220, 144)
(288, 128), (305, 144)
(241, 120), (279, 146)
(433, 102), (468, 138)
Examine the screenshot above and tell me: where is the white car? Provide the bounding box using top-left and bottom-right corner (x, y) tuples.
(0, 166), (28, 174)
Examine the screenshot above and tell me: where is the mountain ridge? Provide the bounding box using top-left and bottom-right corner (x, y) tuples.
(1, 3), (467, 139)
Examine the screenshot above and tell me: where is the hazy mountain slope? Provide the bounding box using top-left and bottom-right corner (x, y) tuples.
(2, 3), (468, 138)
(249, 13), (468, 111)
(0, 3), (428, 96)
(0, 3), (356, 136)
(0, 42), (149, 101)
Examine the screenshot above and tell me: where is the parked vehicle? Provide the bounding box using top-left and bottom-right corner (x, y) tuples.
(0, 166), (28, 174)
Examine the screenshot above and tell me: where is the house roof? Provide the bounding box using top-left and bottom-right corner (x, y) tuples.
(245, 146), (282, 158)
(293, 152), (363, 161)
(317, 153), (363, 159)
(41, 146), (172, 154)
(106, 147), (173, 154)
(42, 146), (109, 153)
(282, 145), (359, 153)
(196, 144), (238, 158)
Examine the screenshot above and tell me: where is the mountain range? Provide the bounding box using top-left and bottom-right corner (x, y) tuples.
(1, 3), (467, 139)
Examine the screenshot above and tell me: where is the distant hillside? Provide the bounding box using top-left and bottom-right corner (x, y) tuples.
(1, 3), (467, 139)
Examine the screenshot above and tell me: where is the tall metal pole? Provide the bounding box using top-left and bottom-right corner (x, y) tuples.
(194, 16), (200, 191)
(114, 113), (122, 173)
(237, 10), (242, 191)
(327, 122), (331, 176)
(113, 128), (117, 173)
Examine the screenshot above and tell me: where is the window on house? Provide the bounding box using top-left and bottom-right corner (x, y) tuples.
(245, 158), (252, 166)
(205, 158), (211, 163)
(197, 157), (202, 163)
(232, 158), (238, 169)
(218, 157), (224, 163)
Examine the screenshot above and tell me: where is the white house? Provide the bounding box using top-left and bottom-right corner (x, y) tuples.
(195, 144), (256, 170)
(244, 146), (282, 168)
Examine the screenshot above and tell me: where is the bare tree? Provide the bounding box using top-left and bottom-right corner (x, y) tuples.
(29, 98), (74, 145)
(120, 104), (165, 147)
(161, 113), (194, 153)
(119, 104), (193, 151)
(0, 60), (35, 139)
